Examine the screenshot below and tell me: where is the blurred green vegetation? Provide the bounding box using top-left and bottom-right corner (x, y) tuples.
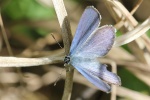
(118, 68), (150, 95)
(2, 0), (55, 40)
(2, 0), (55, 20)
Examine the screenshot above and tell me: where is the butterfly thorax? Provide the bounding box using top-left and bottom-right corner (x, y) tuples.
(70, 56), (98, 63)
(64, 55), (98, 65)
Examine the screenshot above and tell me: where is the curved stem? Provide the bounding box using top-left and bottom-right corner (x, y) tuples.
(52, 0), (73, 100)
(62, 66), (74, 100)
(0, 56), (63, 67)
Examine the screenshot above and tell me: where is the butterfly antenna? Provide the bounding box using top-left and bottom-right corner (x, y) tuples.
(50, 33), (63, 49)
(54, 68), (65, 86)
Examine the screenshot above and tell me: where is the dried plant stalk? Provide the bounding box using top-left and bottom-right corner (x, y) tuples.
(52, 0), (73, 100)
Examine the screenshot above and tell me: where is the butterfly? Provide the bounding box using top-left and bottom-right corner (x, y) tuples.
(64, 6), (121, 93)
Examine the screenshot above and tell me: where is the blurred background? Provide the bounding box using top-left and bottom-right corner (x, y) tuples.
(0, 0), (150, 100)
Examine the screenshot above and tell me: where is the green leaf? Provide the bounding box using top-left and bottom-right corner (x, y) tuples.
(118, 68), (150, 94)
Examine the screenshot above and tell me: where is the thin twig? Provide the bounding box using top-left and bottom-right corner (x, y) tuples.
(51, 0), (73, 100)
(0, 11), (25, 88)
(114, 17), (150, 47)
(117, 87), (150, 100)
(105, 0), (150, 63)
(0, 11), (13, 55)
(0, 56), (63, 67)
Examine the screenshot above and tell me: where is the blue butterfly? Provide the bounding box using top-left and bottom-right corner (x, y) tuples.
(64, 6), (121, 93)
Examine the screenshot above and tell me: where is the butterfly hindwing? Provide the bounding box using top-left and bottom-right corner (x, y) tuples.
(98, 64), (121, 85)
(72, 25), (115, 58)
(81, 63), (121, 85)
(71, 58), (111, 92)
(71, 56), (121, 87)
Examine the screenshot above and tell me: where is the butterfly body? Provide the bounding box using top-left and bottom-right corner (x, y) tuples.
(64, 6), (121, 93)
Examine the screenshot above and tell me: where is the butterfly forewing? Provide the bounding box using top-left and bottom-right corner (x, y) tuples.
(70, 6), (101, 54)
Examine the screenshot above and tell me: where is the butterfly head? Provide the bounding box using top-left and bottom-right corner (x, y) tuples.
(64, 56), (70, 64)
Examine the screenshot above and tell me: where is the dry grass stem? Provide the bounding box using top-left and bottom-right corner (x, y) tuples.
(114, 17), (150, 47)
(0, 12), (13, 55)
(52, 0), (73, 100)
(117, 87), (150, 100)
(0, 56), (63, 67)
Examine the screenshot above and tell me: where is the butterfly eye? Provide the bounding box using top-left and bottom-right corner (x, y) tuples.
(64, 56), (70, 64)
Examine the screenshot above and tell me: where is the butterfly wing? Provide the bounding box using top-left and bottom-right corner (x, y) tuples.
(82, 63), (121, 85)
(69, 6), (119, 92)
(71, 57), (121, 85)
(71, 58), (111, 93)
(70, 6), (101, 53)
(98, 64), (121, 85)
(72, 25), (115, 58)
